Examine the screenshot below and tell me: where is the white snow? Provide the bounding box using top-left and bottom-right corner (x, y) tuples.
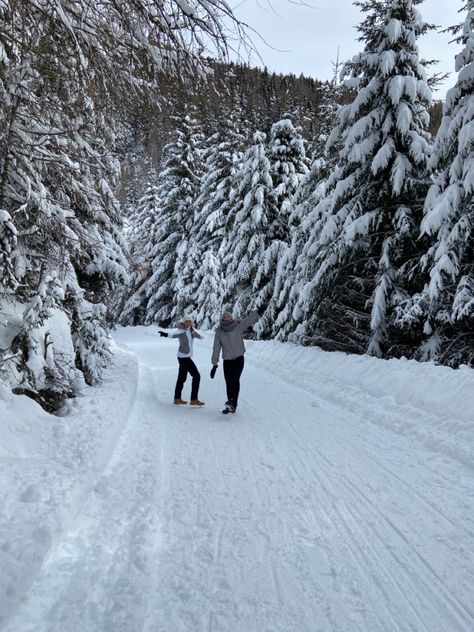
(1, 326), (473, 632)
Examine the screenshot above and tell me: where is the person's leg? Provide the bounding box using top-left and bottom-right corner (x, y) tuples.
(187, 359), (201, 400)
(174, 358), (189, 400)
(223, 357), (244, 409)
(232, 356), (245, 409)
(223, 359), (234, 404)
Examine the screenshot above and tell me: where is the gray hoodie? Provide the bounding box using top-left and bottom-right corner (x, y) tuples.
(211, 311), (259, 364)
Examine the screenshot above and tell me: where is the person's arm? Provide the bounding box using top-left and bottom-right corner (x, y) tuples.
(211, 331), (222, 366)
(239, 310), (259, 331)
(192, 329), (203, 340)
(169, 328), (185, 339)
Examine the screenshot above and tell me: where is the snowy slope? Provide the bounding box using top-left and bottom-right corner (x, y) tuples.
(1, 326), (473, 632)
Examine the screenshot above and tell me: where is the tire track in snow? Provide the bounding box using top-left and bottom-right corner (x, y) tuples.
(285, 397), (474, 626)
(255, 356), (473, 544)
(245, 361), (474, 632)
(338, 475), (474, 631)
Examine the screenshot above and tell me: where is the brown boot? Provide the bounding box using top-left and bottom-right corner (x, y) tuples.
(189, 399), (205, 406)
(173, 398), (188, 405)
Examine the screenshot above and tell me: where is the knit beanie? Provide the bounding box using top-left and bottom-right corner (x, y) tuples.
(183, 313), (193, 322)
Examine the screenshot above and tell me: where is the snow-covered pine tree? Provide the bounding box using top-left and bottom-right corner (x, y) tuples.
(272, 84), (341, 341)
(254, 118), (309, 336)
(137, 178), (180, 326)
(267, 118), (309, 241)
(57, 100), (129, 384)
(0, 2), (129, 402)
(293, 0), (432, 356)
(166, 112), (204, 322)
(396, 1), (474, 367)
(188, 115), (244, 324)
(195, 116), (244, 253)
(310, 80), (345, 171)
(223, 131), (273, 317)
(272, 163), (332, 341)
(124, 112), (203, 327)
(119, 178), (161, 325)
(193, 247), (225, 329)
(0, 210), (17, 298)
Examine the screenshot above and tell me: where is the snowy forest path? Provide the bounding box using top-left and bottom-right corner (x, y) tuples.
(3, 326), (474, 632)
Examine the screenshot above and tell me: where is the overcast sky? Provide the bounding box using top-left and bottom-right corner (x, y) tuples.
(232, 0), (463, 98)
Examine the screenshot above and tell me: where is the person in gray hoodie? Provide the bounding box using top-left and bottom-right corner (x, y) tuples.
(211, 305), (265, 413)
(159, 314), (204, 406)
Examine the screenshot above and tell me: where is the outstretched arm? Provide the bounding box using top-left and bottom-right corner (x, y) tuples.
(169, 328), (185, 338)
(239, 310), (259, 331)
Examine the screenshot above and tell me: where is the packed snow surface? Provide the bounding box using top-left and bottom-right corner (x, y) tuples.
(1, 326), (473, 631)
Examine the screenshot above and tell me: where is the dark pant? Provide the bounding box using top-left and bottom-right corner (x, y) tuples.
(175, 357), (200, 400)
(223, 356), (245, 408)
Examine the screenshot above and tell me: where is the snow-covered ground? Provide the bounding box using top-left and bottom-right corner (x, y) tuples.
(1, 325), (473, 632)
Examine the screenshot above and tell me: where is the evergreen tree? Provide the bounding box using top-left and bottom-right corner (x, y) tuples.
(168, 112), (204, 321)
(139, 133), (184, 325)
(267, 118), (309, 242)
(254, 118), (309, 336)
(0, 1), (128, 401)
(123, 113), (203, 327)
(187, 116), (244, 322)
(223, 132), (273, 317)
(194, 248), (225, 329)
(396, 1), (474, 366)
(272, 163), (331, 341)
(272, 82), (344, 341)
(119, 178), (161, 325)
(293, 0), (432, 356)
(195, 117), (244, 253)
(0, 210), (17, 297)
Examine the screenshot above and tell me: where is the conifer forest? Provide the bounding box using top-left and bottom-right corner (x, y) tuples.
(0, 0), (473, 412)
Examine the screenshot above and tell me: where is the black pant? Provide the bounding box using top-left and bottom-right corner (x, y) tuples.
(223, 356), (245, 408)
(175, 357), (200, 400)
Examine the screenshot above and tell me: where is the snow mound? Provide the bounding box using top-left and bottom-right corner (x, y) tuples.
(0, 344), (138, 626)
(247, 340), (474, 466)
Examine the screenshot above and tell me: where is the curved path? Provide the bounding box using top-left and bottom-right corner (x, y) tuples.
(4, 327), (473, 632)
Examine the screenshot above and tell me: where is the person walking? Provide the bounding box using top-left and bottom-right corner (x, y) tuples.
(159, 314), (205, 406)
(211, 305), (265, 414)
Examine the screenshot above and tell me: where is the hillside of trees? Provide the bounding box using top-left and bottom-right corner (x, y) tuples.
(118, 59), (445, 211)
(120, 0), (473, 371)
(1, 0), (472, 413)
(117, 60), (331, 210)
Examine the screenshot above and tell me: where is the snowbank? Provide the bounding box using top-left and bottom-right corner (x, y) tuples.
(248, 340), (474, 422)
(247, 339), (474, 466)
(0, 343), (138, 627)
(0, 301), (81, 408)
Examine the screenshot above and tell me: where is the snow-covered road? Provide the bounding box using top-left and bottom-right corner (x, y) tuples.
(2, 326), (474, 632)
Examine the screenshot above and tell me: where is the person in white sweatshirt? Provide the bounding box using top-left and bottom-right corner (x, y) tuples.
(159, 314), (204, 406)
